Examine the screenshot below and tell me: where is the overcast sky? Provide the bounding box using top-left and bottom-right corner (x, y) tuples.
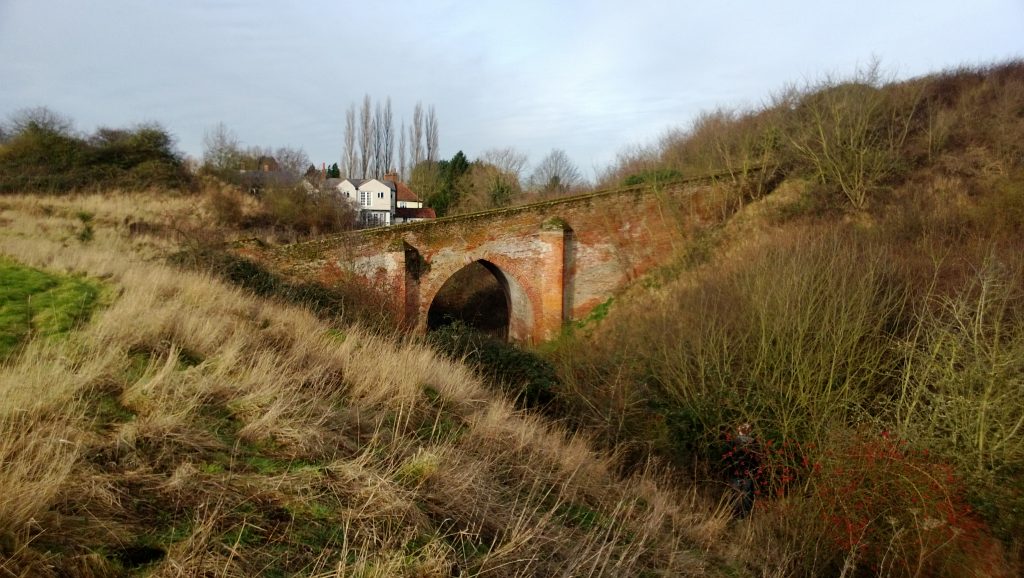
(1, 1), (1021, 178)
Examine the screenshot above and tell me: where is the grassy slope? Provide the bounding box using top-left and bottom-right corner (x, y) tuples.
(549, 63), (1024, 577)
(5, 60), (1020, 578)
(0, 194), (730, 577)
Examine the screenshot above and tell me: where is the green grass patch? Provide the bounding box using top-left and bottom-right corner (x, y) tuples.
(221, 522), (263, 549)
(580, 296), (614, 326)
(415, 415), (466, 445)
(92, 393), (136, 427)
(556, 501), (605, 531)
(121, 351), (152, 384)
(0, 256), (101, 359)
(198, 461), (226, 475)
(243, 454), (320, 476)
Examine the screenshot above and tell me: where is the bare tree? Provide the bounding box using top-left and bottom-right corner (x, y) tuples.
(343, 104), (356, 177)
(425, 105), (439, 162)
(274, 146), (310, 180)
(372, 101), (384, 177)
(7, 106), (74, 136)
(530, 149), (582, 196)
(481, 147), (528, 181)
(202, 122), (242, 172)
(452, 161), (524, 214)
(398, 120), (407, 180)
(382, 97), (395, 175)
(358, 94), (373, 178)
(411, 102), (424, 166)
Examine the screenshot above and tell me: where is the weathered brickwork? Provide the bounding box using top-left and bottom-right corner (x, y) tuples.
(254, 178), (727, 344)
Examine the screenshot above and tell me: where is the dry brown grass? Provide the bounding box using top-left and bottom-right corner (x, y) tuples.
(0, 191), (729, 576)
(548, 62), (1024, 578)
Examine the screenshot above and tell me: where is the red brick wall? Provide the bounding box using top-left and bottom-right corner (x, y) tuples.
(264, 179), (726, 343)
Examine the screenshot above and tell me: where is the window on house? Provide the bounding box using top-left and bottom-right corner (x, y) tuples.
(360, 191), (370, 206)
(378, 192), (384, 199)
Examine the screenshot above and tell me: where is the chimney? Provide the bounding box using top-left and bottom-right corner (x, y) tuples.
(383, 170), (398, 182)
(322, 162), (326, 179)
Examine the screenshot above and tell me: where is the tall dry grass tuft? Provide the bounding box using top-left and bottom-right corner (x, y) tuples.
(0, 337), (120, 537)
(0, 406), (80, 532)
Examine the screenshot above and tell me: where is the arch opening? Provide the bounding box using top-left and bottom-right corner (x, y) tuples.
(427, 260), (511, 340)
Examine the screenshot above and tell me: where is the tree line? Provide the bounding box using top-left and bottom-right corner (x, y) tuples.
(334, 95), (588, 217)
(409, 147), (584, 217)
(0, 101), (590, 219)
(0, 107), (192, 194)
(200, 123), (310, 186)
(341, 96), (438, 181)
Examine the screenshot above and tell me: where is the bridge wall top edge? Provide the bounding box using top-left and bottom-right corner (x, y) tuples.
(278, 167), (759, 255)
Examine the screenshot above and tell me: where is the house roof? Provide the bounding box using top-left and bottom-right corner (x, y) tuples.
(393, 181), (421, 202)
(326, 177), (421, 202)
(396, 207), (436, 220)
(362, 178), (395, 191)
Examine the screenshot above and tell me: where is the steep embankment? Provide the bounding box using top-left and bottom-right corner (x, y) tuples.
(549, 62), (1024, 577)
(0, 193), (731, 577)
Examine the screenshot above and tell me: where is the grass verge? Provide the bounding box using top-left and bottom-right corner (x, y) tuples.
(0, 256), (101, 359)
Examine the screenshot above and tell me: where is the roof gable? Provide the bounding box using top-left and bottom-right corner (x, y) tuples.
(360, 178), (395, 192)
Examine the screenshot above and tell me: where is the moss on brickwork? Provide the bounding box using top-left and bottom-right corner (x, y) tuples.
(541, 217), (569, 231)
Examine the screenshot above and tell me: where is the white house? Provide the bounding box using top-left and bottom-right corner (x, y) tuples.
(355, 178), (397, 227)
(323, 172), (433, 228)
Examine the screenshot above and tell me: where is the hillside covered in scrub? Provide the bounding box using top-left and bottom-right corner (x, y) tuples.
(547, 61), (1024, 576)
(0, 191), (736, 576)
(1, 60), (1023, 578)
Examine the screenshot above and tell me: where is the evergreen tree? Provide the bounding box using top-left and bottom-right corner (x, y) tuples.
(424, 151), (470, 216)
(328, 163), (341, 178)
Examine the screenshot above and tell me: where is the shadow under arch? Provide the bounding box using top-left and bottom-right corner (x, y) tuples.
(426, 259), (533, 342)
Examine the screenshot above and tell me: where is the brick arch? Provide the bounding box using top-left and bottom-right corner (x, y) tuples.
(266, 175), (716, 344)
(418, 253), (540, 343)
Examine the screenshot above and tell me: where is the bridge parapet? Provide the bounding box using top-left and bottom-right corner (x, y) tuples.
(251, 174), (738, 343)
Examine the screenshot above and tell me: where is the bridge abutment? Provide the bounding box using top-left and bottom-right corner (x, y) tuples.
(538, 219), (569, 342)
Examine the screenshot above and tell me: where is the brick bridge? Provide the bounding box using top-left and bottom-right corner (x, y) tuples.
(249, 176), (731, 344)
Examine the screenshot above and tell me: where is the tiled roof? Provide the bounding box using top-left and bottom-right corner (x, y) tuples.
(394, 181), (421, 202)
(396, 207), (436, 220)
